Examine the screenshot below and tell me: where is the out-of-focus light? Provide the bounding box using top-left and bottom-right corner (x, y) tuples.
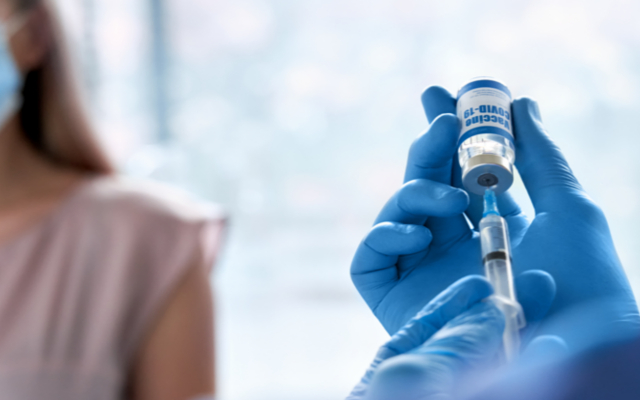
(216, 2), (274, 49)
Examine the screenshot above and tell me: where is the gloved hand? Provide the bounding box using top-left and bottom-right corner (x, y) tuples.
(351, 86), (639, 344)
(347, 275), (558, 400)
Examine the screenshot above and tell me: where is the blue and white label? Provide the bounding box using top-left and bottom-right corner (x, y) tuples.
(456, 79), (513, 146)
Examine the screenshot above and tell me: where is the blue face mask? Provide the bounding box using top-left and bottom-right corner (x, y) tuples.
(0, 16), (23, 130)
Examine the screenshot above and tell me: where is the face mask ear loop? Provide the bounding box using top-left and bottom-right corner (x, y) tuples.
(0, 12), (32, 132)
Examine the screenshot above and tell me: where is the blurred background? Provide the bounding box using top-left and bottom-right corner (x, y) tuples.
(53, 0), (640, 398)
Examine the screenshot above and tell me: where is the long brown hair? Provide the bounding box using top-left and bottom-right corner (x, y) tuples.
(13, 0), (113, 174)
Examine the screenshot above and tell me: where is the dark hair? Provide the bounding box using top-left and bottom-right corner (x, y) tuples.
(13, 0), (45, 152)
(7, 0), (113, 173)
(13, 0), (41, 11)
(19, 68), (45, 152)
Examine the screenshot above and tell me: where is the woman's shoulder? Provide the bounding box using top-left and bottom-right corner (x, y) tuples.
(79, 175), (226, 226)
(71, 175), (227, 276)
(51, 176), (225, 366)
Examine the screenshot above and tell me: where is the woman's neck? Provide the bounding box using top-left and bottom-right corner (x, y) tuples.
(0, 114), (84, 208)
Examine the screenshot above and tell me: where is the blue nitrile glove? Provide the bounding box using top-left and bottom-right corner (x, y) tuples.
(347, 275), (559, 400)
(351, 86), (639, 344)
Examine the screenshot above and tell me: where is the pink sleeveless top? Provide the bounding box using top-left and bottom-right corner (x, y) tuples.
(0, 176), (225, 400)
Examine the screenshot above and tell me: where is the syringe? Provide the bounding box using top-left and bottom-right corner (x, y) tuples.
(480, 189), (526, 361)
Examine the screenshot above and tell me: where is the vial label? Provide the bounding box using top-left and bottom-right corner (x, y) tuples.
(456, 79), (513, 146)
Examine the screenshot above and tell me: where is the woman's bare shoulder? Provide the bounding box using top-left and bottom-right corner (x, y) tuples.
(81, 175), (226, 225)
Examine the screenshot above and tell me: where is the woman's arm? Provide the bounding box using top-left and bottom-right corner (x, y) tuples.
(130, 261), (216, 400)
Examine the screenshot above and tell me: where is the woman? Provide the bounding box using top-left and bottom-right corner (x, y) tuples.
(0, 0), (224, 399)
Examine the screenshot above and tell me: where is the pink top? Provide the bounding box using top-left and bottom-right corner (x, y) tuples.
(0, 176), (225, 400)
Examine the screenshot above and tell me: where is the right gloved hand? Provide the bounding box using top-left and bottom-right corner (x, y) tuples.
(347, 274), (561, 400)
(347, 275), (505, 400)
(351, 87), (640, 345)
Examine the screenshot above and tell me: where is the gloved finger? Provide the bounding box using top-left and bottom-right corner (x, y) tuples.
(515, 270), (556, 323)
(374, 179), (471, 243)
(375, 179), (469, 224)
(521, 335), (568, 365)
(512, 97), (587, 214)
(422, 86), (528, 236)
(351, 222), (433, 308)
(374, 110), (471, 243)
(532, 298), (640, 356)
(421, 85), (456, 123)
(402, 100), (471, 241)
(514, 270), (556, 347)
(364, 222), (433, 256)
(412, 301), (505, 363)
(404, 112), (459, 184)
(382, 275), (493, 355)
(351, 276), (493, 400)
(363, 353), (457, 400)
(364, 301), (504, 400)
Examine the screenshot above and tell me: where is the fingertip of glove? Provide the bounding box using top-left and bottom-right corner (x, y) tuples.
(433, 184), (469, 215)
(409, 113), (459, 163)
(421, 86), (456, 123)
(371, 221), (431, 236)
(394, 223), (433, 241)
(430, 112), (458, 127)
(371, 354), (431, 390)
(455, 275), (494, 299)
(421, 85), (453, 103)
(400, 180), (469, 216)
(442, 185), (470, 209)
(523, 335), (569, 363)
(516, 270), (557, 322)
(517, 270), (556, 296)
(367, 222), (433, 254)
(513, 97), (542, 123)
(529, 334), (568, 350)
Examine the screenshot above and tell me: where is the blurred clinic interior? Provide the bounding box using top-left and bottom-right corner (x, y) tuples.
(6, 0), (640, 399)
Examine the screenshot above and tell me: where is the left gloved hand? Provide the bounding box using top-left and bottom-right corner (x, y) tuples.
(351, 88), (639, 345)
(347, 274), (556, 400)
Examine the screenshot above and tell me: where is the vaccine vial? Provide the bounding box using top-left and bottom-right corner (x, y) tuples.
(456, 77), (515, 195)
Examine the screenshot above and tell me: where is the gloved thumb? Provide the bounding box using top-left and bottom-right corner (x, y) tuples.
(512, 97), (587, 214)
(364, 301), (505, 400)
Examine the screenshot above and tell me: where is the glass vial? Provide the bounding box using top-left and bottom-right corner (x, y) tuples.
(456, 77), (515, 195)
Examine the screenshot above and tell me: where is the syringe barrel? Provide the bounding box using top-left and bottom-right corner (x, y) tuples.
(479, 214), (511, 259)
(479, 214), (517, 304)
(484, 259), (517, 304)
(480, 213), (526, 361)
